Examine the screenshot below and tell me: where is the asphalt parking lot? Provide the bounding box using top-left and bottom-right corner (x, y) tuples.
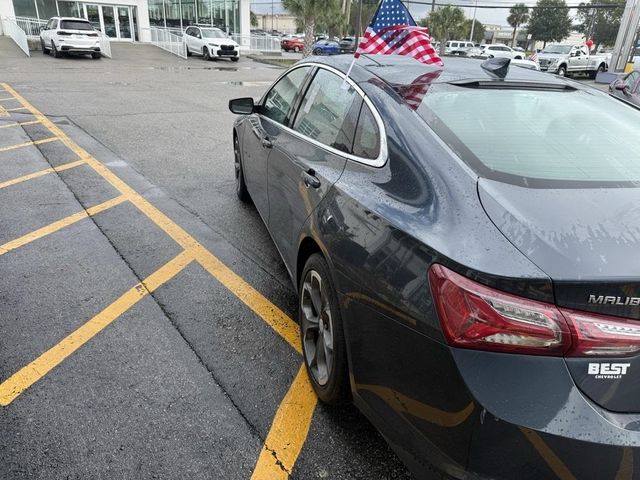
(0, 39), (413, 479)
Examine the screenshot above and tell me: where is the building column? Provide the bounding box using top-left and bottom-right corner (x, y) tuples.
(138, 0), (151, 42)
(238, 0), (250, 48)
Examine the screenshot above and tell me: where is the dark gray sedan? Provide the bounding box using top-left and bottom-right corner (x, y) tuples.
(229, 55), (640, 479)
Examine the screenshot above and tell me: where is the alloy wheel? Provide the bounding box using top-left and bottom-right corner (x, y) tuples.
(301, 270), (334, 386)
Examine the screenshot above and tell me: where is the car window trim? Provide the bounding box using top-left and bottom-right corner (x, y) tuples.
(259, 62), (388, 168)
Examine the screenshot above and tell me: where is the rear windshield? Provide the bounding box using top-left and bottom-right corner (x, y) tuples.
(60, 20), (93, 30)
(418, 86), (640, 187)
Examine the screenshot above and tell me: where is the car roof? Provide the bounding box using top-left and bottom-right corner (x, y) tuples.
(301, 55), (574, 90)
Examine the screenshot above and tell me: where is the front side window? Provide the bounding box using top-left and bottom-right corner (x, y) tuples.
(624, 72), (639, 90)
(419, 86), (640, 187)
(292, 69), (359, 152)
(261, 67), (310, 125)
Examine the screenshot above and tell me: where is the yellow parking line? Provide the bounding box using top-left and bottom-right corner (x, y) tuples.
(0, 250), (194, 406)
(0, 120), (40, 130)
(251, 364), (318, 480)
(194, 246), (302, 354)
(0, 137), (58, 153)
(2, 82), (314, 476)
(5, 106), (29, 112)
(0, 195), (126, 256)
(0, 97), (15, 101)
(520, 428), (576, 480)
(0, 159), (86, 190)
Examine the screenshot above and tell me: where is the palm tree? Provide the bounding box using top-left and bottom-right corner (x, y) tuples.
(507, 4), (529, 47)
(420, 5), (466, 55)
(283, 0), (340, 56)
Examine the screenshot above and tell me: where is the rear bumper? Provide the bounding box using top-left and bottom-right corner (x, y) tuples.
(344, 296), (640, 479)
(60, 45), (100, 53)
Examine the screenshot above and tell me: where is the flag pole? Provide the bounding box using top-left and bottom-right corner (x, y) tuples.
(342, 0), (364, 89)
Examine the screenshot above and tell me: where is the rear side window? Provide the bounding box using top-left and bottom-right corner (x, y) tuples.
(262, 67), (310, 125)
(352, 103), (380, 159)
(292, 68), (359, 153)
(60, 20), (93, 30)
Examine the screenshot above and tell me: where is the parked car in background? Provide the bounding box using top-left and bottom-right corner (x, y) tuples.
(184, 26), (239, 61)
(39, 17), (101, 59)
(449, 46), (482, 57)
(537, 44), (608, 78)
(282, 36), (304, 53)
(479, 44), (524, 60)
(338, 37), (356, 54)
(312, 40), (339, 55)
(229, 54), (640, 480)
(445, 40), (475, 54)
(610, 70), (640, 107)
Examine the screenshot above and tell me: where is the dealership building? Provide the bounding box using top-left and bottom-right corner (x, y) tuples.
(0, 0), (251, 43)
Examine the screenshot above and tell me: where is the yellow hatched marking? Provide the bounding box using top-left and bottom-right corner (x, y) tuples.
(0, 137), (58, 153)
(0, 251), (194, 406)
(251, 365), (318, 480)
(5, 106), (29, 112)
(0, 195), (126, 256)
(0, 97), (15, 101)
(1, 82), (316, 478)
(0, 120), (40, 130)
(0, 159), (86, 190)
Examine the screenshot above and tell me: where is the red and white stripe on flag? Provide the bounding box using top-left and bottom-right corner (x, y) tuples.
(355, 25), (443, 67)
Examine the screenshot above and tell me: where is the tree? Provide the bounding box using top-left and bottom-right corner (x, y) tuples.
(507, 4), (529, 47)
(461, 18), (485, 44)
(527, 0), (572, 47)
(576, 0), (623, 47)
(348, 0), (379, 37)
(250, 10), (258, 28)
(420, 5), (466, 55)
(283, 0), (340, 56)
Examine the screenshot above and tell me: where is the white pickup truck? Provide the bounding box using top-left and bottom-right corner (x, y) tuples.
(538, 44), (608, 78)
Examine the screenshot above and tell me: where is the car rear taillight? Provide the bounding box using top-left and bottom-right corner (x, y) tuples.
(429, 264), (640, 357)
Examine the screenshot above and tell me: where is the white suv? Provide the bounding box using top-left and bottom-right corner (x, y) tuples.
(40, 17), (101, 59)
(184, 26), (240, 62)
(480, 44), (524, 60)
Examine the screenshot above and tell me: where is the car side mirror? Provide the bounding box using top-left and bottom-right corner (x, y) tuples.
(39, 25), (45, 32)
(229, 97), (256, 115)
(615, 83), (628, 93)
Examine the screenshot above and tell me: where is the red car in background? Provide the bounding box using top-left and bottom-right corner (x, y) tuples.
(281, 37), (304, 52)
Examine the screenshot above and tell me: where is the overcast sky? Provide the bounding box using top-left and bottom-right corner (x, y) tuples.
(250, 1), (530, 29)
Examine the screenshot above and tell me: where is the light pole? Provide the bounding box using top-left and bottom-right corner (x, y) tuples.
(469, 0), (478, 42)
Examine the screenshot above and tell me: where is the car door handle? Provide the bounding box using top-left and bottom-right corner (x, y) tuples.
(302, 170), (321, 189)
(261, 137), (273, 149)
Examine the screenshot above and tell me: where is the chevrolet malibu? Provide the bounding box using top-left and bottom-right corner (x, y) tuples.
(229, 55), (640, 479)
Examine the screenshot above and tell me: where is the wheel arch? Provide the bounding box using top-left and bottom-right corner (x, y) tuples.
(296, 236), (323, 289)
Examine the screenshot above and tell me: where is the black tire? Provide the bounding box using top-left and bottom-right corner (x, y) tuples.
(293, 46), (300, 53)
(186, 44), (192, 57)
(299, 253), (350, 405)
(590, 63), (605, 79)
(52, 41), (61, 58)
(514, 55), (523, 60)
(234, 134), (250, 202)
(203, 47), (210, 60)
(313, 48), (322, 55)
(557, 65), (567, 77)
(92, 52), (101, 59)
(231, 57), (239, 62)
(40, 39), (48, 54)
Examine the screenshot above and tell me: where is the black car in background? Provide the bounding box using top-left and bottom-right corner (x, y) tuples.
(229, 55), (640, 479)
(338, 37), (356, 54)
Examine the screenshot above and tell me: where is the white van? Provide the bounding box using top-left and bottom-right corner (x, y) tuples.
(445, 40), (475, 54)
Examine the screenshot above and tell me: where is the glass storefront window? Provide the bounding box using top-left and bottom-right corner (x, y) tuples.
(36, 0), (58, 19)
(57, 1), (81, 17)
(13, 0), (38, 17)
(181, 0), (196, 27)
(147, 0), (166, 27)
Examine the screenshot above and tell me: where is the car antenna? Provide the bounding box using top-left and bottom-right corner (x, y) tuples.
(481, 57), (510, 79)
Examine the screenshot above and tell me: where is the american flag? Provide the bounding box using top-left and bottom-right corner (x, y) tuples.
(529, 50), (539, 64)
(355, 0), (443, 67)
(395, 70), (442, 110)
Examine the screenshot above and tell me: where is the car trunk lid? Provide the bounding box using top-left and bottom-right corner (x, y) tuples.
(478, 178), (640, 412)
